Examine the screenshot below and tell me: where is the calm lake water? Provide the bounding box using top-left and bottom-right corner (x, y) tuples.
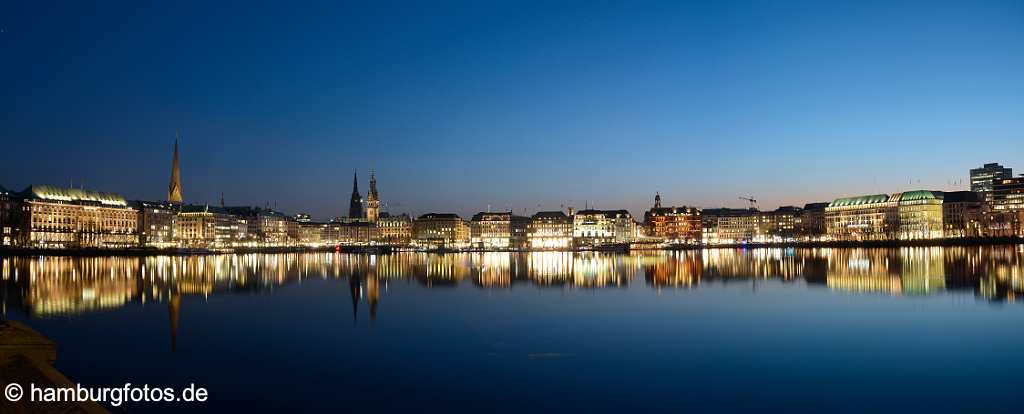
(3, 246), (1024, 412)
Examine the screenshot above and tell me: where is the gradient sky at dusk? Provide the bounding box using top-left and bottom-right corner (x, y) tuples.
(2, 1), (1022, 220)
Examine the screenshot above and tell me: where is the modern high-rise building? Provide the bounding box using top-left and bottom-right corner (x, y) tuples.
(970, 163), (1012, 202)
(984, 176), (1024, 237)
(366, 171), (380, 222)
(991, 176), (1024, 211)
(348, 171), (362, 219)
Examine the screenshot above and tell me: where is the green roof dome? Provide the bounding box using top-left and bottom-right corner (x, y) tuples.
(892, 190), (943, 203)
(828, 194), (890, 208)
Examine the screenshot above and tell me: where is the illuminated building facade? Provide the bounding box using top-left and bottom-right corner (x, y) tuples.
(471, 212), (511, 249)
(701, 208), (757, 244)
(825, 195), (895, 241)
(991, 176), (1024, 211)
(759, 206), (801, 241)
(19, 185), (138, 248)
(176, 205), (247, 247)
(797, 202), (829, 240)
(891, 191), (944, 240)
(970, 162), (1012, 202)
(469, 212), (528, 250)
(0, 185), (22, 246)
(298, 221), (326, 245)
(226, 207), (294, 245)
(528, 211), (572, 250)
(644, 206), (701, 244)
(826, 191), (946, 241)
(511, 215), (529, 249)
(286, 217), (300, 241)
(412, 213), (470, 249)
(325, 221), (377, 245)
(985, 176), (1024, 236)
(699, 206), (811, 244)
(572, 209), (635, 247)
(941, 191), (982, 238)
(377, 214), (412, 246)
(131, 200), (177, 247)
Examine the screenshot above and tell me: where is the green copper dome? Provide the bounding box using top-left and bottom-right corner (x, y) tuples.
(828, 194), (890, 208)
(892, 190), (943, 203)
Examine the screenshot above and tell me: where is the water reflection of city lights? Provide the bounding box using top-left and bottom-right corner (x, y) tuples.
(2, 247), (1023, 317)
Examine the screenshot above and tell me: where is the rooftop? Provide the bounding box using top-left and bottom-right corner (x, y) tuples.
(645, 206), (700, 216)
(418, 213), (462, 220)
(890, 190), (943, 203)
(828, 194), (890, 208)
(803, 202), (831, 211)
(180, 204), (231, 215)
(531, 211), (570, 220)
(575, 209), (632, 218)
(21, 185), (127, 207)
(701, 208), (757, 217)
(942, 191), (980, 203)
(471, 211), (512, 221)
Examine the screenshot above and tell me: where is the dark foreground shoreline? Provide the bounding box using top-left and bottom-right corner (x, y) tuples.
(0, 237), (1021, 257)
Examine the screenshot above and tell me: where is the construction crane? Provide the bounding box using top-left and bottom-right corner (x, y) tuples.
(739, 196), (758, 210)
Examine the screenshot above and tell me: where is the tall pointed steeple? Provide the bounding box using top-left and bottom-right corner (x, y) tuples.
(366, 170), (380, 222)
(348, 170), (362, 218)
(369, 170), (378, 199)
(168, 134), (183, 204)
(654, 192), (661, 209)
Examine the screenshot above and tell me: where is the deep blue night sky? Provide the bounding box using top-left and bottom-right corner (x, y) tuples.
(1, 1), (1022, 220)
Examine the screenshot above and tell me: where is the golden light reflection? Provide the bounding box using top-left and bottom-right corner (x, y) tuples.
(2, 247), (1023, 319)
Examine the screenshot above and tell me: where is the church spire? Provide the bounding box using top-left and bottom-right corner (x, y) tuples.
(348, 170), (362, 218)
(366, 170), (380, 222)
(369, 170), (378, 199)
(654, 192), (661, 209)
(168, 133), (183, 203)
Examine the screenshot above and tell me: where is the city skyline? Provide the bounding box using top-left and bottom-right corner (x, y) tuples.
(2, 1), (1023, 219)
(0, 137), (1015, 223)
(4, 3), (1024, 413)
